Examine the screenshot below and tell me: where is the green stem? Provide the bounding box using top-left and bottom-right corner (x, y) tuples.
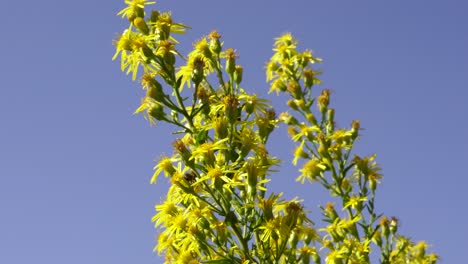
(231, 222), (258, 263)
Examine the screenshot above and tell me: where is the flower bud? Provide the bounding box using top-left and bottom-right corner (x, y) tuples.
(191, 56), (205, 86)
(351, 120), (360, 140)
(380, 216), (390, 238)
(208, 30), (222, 54)
(172, 138), (192, 165)
(323, 202), (339, 221)
(146, 81), (164, 101)
(287, 99), (298, 110)
(141, 74), (158, 89)
(318, 144), (328, 159)
(234, 65), (243, 86)
(133, 17), (149, 35)
(279, 112), (298, 125)
(341, 179), (352, 194)
(259, 198), (274, 220)
(389, 217), (399, 234)
(295, 99), (307, 111)
(158, 13), (173, 40)
(224, 48), (237, 75)
(157, 40), (176, 66)
(288, 126), (298, 138)
(127, 7), (144, 22)
(327, 108), (335, 124)
(287, 81), (303, 99)
(150, 10), (160, 23)
(148, 103), (165, 120)
(303, 69), (314, 88)
(245, 161), (258, 196)
(197, 85), (210, 102)
(306, 113), (317, 125)
(197, 85), (211, 116)
(317, 89), (330, 114)
(285, 202), (303, 228)
(213, 117), (228, 139)
(223, 95), (239, 124)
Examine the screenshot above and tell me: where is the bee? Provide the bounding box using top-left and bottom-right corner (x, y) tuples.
(184, 170), (197, 183)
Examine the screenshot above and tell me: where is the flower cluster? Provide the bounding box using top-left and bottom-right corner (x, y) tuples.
(114, 1), (438, 263)
(267, 33), (438, 263)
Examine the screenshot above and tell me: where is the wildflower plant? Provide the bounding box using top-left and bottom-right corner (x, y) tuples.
(113, 1), (438, 263)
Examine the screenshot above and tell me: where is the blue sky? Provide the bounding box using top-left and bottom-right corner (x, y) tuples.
(1, 0), (467, 263)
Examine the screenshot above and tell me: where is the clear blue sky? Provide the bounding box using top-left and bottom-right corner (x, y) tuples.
(1, 0), (467, 263)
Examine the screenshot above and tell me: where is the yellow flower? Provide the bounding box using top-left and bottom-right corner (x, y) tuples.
(271, 33), (298, 63)
(295, 50), (321, 68)
(151, 156), (176, 184)
(234, 128), (258, 157)
(117, 0), (155, 21)
(190, 138), (228, 166)
(259, 217), (281, 243)
(134, 96), (166, 125)
(343, 196), (367, 211)
(177, 55), (211, 89)
(155, 40), (179, 65)
(353, 155), (383, 191)
(113, 30), (151, 80)
(153, 199), (180, 227)
(193, 165), (234, 191)
(302, 226), (320, 244)
(258, 193), (282, 220)
(269, 78), (287, 94)
(299, 246), (320, 263)
(153, 11), (189, 40)
(154, 232), (175, 255)
(326, 248), (346, 264)
(321, 216), (361, 241)
(176, 251), (200, 264)
(297, 158), (326, 184)
(265, 61), (280, 81)
(191, 38), (213, 60)
(292, 140), (310, 165)
(291, 124), (321, 142)
(238, 90), (270, 116)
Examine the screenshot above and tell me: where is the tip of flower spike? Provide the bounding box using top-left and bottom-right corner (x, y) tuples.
(274, 33), (297, 48)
